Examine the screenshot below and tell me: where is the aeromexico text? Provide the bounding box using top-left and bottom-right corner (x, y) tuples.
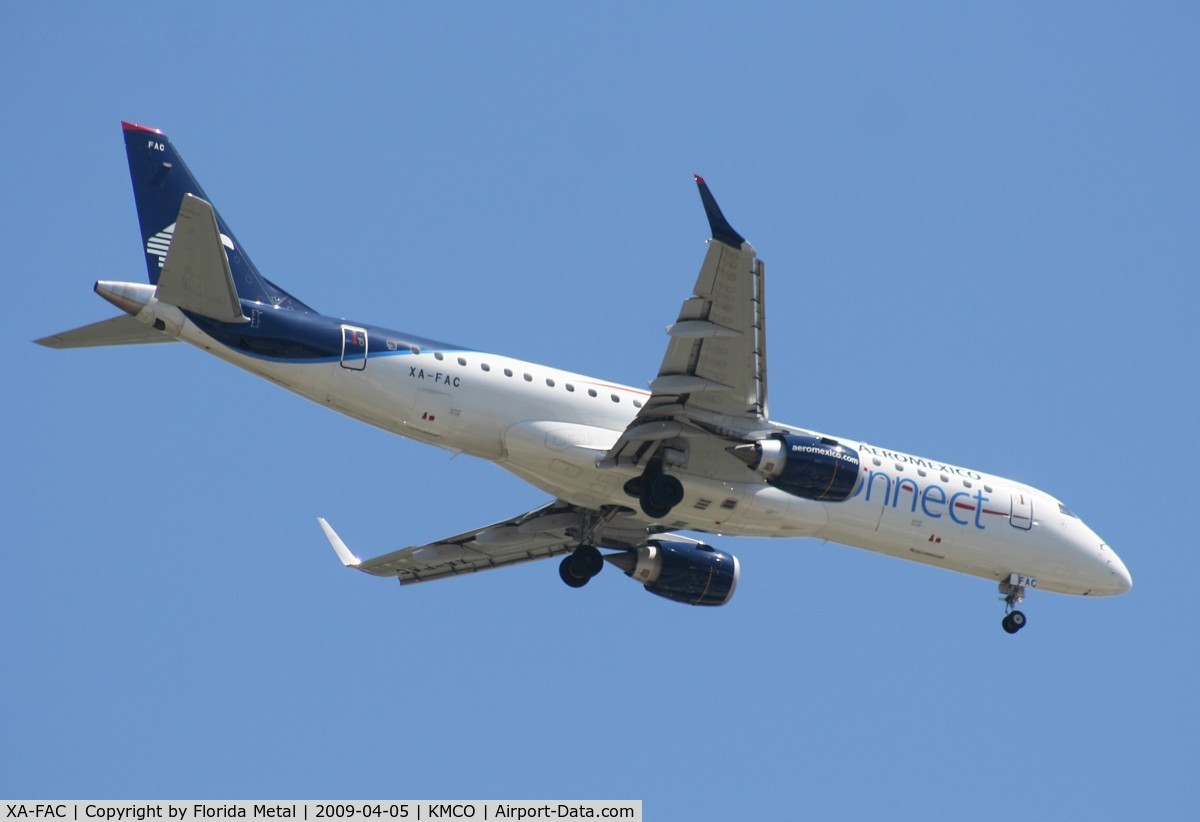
(857, 444), (983, 480)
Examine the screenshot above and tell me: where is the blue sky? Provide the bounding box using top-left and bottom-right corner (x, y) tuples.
(4, 2), (1198, 818)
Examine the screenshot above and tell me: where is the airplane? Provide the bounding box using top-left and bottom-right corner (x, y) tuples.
(37, 121), (1133, 634)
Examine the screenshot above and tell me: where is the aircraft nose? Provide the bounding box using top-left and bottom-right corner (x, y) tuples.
(1100, 544), (1133, 594)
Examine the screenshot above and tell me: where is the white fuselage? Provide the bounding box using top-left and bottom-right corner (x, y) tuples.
(170, 306), (1131, 599)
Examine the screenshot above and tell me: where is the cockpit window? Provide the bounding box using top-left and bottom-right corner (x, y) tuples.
(1059, 503), (1077, 518)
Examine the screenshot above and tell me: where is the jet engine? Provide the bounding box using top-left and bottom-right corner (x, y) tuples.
(605, 539), (739, 606)
(730, 433), (860, 502)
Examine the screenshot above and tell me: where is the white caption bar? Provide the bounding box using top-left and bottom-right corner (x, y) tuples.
(1, 802), (641, 822)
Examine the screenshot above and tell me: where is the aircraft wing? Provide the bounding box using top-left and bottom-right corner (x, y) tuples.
(318, 501), (657, 585)
(600, 177), (769, 471)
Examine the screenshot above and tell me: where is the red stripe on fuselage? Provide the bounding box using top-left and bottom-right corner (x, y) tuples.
(956, 502), (1010, 517)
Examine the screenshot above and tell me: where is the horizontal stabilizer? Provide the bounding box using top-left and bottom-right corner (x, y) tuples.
(155, 194), (248, 323)
(35, 315), (176, 349)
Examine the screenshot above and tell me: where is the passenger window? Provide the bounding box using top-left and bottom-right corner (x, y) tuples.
(523, 373), (533, 382)
(633, 400), (643, 408)
(611, 394), (620, 403)
(504, 368), (513, 377)
(588, 389), (598, 397)
(457, 357), (466, 366)
(434, 352), (444, 361)
(964, 480), (972, 488)
(917, 469), (927, 477)
(546, 378), (555, 387)
(566, 384), (575, 392)
(940, 475), (949, 483)
(481, 363), (490, 372)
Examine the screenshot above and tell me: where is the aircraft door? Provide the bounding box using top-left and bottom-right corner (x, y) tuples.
(1010, 491), (1033, 530)
(341, 325), (368, 371)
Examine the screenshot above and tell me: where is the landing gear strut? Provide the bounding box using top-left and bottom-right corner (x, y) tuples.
(999, 573), (1036, 634)
(559, 545), (604, 588)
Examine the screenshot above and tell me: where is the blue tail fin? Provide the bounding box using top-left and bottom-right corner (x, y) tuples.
(122, 121), (312, 311)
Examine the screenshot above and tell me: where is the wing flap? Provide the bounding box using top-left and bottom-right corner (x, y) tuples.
(655, 240), (765, 419)
(319, 503), (585, 585)
(362, 533), (571, 584)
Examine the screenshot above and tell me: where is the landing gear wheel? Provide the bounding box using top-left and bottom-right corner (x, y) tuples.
(639, 474), (683, 519)
(569, 545), (604, 579)
(1001, 610), (1027, 634)
(559, 555), (590, 588)
(647, 474), (684, 509)
(998, 574), (1034, 634)
(559, 546), (603, 589)
(639, 495), (672, 519)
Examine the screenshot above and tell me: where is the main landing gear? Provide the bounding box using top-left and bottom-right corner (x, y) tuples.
(999, 573), (1036, 634)
(623, 464), (684, 519)
(559, 545), (604, 588)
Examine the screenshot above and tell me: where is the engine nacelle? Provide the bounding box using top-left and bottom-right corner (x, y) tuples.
(743, 433), (860, 502)
(605, 539), (740, 606)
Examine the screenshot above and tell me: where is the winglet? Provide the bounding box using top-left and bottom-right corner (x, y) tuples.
(317, 518), (362, 567)
(694, 175), (746, 248)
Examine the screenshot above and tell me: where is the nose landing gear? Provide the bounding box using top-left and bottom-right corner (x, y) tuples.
(999, 573), (1036, 634)
(1001, 610), (1026, 634)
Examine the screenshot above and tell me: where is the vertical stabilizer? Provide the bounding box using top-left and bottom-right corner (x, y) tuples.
(121, 121), (311, 311)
